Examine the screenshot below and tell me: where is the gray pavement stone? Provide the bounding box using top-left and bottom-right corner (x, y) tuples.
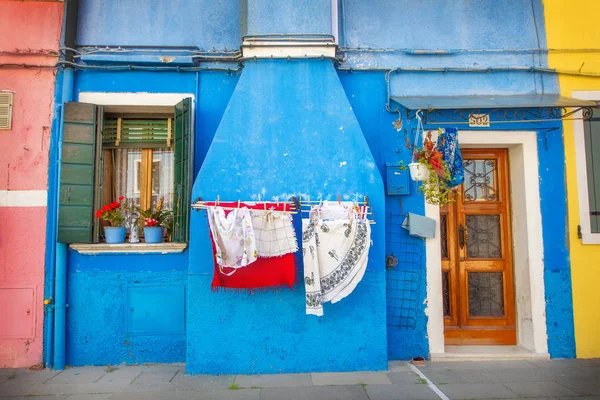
(67, 395), (112, 400)
(132, 366), (181, 384)
(433, 382), (518, 399)
(109, 388), (260, 400)
(260, 385), (369, 400)
(312, 371), (392, 386)
(503, 381), (579, 398)
(47, 367), (107, 384)
(389, 361), (413, 372)
(418, 369), (497, 384)
(233, 373), (312, 388)
(387, 371), (430, 385)
(366, 384), (440, 400)
(484, 365), (593, 382)
(420, 360), (535, 371)
(171, 373), (235, 390)
(556, 377), (600, 396)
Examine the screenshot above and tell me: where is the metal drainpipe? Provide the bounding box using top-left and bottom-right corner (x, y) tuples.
(53, 0), (78, 371)
(53, 67), (74, 371)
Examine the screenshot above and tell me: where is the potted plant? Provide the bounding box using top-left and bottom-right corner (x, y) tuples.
(95, 196), (126, 243)
(407, 131), (455, 206)
(139, 198), (173, 243)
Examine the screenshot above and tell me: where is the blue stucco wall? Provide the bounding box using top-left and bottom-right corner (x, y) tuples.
(187, 59), (388, 374)
(77, 0), (242, 49)
(338, 71), (430, 360)
(246, 0), (332, 36)
(65, 250), (188, 365)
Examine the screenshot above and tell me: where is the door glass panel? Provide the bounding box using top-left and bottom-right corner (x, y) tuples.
(466, 215), (502, 259)
(463, 159), (499, 201)
(468, 272), (505, 316)
(440, 214), (448, 259)
(442, 271), (450, 317)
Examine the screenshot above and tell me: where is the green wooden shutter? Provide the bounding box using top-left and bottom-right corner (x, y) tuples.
(58, 102), (101, 243)
(585, 110), (600, 233)
(102, 118), (171, 149)
(173, 98), (193, 242)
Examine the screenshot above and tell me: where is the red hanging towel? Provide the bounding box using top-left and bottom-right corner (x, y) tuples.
(206, 202), (297, 291)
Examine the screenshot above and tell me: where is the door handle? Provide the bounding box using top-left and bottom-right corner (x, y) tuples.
(459, 224), (465, 249)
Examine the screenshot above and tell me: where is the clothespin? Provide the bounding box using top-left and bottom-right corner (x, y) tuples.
(264, 200), (267, 211)
(283, 203), (286, 212)
(276, 196), (279, 206)
(338, 194), (341, 204)
(217, 195), (220, 205)
(237, 200), (241, 208)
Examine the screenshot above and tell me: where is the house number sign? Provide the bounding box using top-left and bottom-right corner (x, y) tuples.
(468, 113), (490, 127)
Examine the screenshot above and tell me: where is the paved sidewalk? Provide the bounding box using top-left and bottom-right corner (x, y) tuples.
(1, 359), (600, 399)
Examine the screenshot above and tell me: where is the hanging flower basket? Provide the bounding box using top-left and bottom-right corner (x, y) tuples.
(408, 162), (430, 181)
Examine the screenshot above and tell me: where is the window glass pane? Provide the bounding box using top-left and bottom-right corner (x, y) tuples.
(585, 116), (600, 233)
(468, 272), (504, 317)
(440, 214), (448, 259)
(152, 149), (174, 211)
(463, 159), (499, 202)
(114, 148), (142, 207)
(442, 271), (450, 317)
(114, 148), (174, 210)
(466, 215), (502, 259)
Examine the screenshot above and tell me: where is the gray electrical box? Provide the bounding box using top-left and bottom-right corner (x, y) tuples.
(385, 162), (410, 195)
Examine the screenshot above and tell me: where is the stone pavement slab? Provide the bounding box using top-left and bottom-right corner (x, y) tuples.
(503, 380), (579, 397)
(171, 373), (234, 390)
(388, 371), (430, 385)
(312, 371), (392, 386)
(260, 385), (369, 400)
(108, 388), (260, 400)
(233, 372), (312, 388)
(432, 382), (518, 399)
(132, 364), (182, 384)
(47, 366), (108, 384)
(556, 377), (600, 396)
(366, 384), (441, 400)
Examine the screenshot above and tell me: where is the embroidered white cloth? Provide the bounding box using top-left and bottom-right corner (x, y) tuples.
(207, 206), (257, 269)
(308, 201), (360, 221)
(250, 210), (298, 257)
(302, 218), (371, 316)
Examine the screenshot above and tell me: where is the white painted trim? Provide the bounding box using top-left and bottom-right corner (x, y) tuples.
(70, 243), (187, 255)
(241, 42), (337, 59)
(425, 130), (549, 356)
(0, 190), (47, 207)
(78, 92), (194, 106)
(572, 91), (600, 244)
(331, 0), (339, 44)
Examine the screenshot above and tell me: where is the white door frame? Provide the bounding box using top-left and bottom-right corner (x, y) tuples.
(426, 130), (549, 356)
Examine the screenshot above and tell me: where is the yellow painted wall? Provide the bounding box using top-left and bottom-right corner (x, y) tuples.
(543, 0), (600, 358)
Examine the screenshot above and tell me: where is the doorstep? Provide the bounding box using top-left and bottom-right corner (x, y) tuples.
(430, 345), (550, 361)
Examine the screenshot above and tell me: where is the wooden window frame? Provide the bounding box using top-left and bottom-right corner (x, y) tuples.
(572, 91), (600, 244)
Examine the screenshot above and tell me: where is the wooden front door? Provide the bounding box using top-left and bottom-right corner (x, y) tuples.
(441, 148), (516, 345)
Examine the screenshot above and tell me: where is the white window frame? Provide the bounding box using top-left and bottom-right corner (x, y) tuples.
(572, 91), (600, 244)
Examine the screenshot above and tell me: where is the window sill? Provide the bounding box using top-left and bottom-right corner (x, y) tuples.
(70, 243), (187, 255)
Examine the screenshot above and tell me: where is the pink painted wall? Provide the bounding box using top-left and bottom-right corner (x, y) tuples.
(0, 0), (63, 368)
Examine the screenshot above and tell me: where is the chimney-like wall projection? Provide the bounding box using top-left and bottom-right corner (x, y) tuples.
(186, 59), (387, 374)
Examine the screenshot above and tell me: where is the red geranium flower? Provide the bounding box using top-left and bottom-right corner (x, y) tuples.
(118, 195), (124, 201)
(95, 210), (103, 218)
(110, 202), (120, 209)
(101, 205), (110, 212)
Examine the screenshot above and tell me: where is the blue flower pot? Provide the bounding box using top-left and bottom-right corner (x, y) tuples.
(144, 227), (163, 243)
(104, 227), (126, 244)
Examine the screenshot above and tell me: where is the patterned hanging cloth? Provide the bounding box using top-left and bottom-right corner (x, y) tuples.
(436, 127), (464, 188)
(302, 203), (371, 316)
(206, 202), (297, 291)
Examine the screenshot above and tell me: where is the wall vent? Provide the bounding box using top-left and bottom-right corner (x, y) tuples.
(0, 92), (14, 130)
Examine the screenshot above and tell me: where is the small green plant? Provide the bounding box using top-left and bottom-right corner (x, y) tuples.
(138, 197), (174, 240)
(360, 383), (367, 390)
(7, 372), (16, 379)
(229, 383), (240, 390)
(418, 378), (428, 384)
(105, 364), (115, 373)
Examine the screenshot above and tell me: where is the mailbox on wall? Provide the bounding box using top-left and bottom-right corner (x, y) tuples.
(385, 162), (410, 195)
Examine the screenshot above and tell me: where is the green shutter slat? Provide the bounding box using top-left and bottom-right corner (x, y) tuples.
(173, 98), (192, 243)
(102, 118), (170, 147)
(58, 102), (98, 244)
